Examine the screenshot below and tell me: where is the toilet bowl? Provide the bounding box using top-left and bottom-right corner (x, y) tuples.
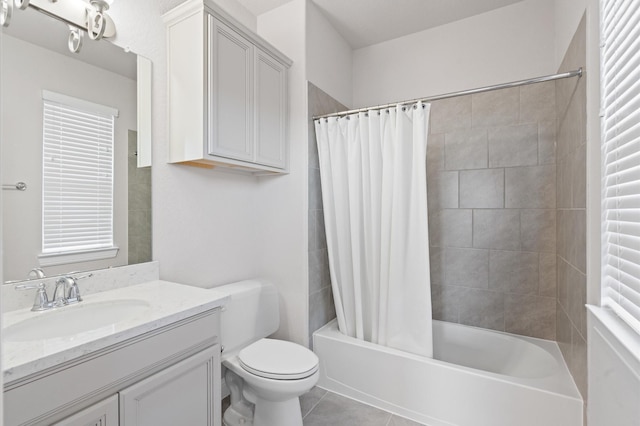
(214, 280), (319, 426)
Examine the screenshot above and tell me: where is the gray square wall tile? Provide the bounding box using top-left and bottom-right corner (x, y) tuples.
(309, 168), (323, 210)
(429, 246), (444, 286)
(557, 257), (571, 309)
(444, 248), (489, 288)
(459, 169), (504, 208)
(431, 284), (463, 322)
(489, 250), (539, 295)
(488, 124), (538, 168)
(556, 302), (572, 358)
(520, 81), (557, 123)
(309, 248), (331, 294)
(473, 209), (520, 250)
(427, 133), (445, 172)
(430, 96), (472, 134)
(538, 120), (557, 165)
(427, 171), (459, 209)
(570, 330), (588, 399)
(472, 86), (519, 127)
(556, 158), (572, 209)
(458, 288), (505, 331)
(444, 129), (488, 170)
(309, 286), (336, 336)
(566, 264), (587, 337)
(564, 209), (587, 274)
(505, 294), (555, 339)
(429, 209), (473, 248)
(505, 165), (556, 208)
(539, 252), (557, 297)
(521, 209), (556, 253)
(557, 77), (586, 162)
(571, 143), (587, 208)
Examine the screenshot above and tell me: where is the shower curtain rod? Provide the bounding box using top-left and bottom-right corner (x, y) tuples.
(313, 67), (583, 120)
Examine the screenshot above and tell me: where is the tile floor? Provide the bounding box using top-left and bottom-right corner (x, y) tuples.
(222, 387), (424, 425)
(301, 387), (424, 426)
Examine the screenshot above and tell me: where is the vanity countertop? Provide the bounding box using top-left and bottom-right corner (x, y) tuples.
(2, 280), (228, 384)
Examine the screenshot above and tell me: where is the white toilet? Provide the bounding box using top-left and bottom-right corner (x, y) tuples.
(215, 280), (319, 426)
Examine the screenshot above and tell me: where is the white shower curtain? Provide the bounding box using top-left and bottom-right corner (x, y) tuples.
(314, 102), (433, 357)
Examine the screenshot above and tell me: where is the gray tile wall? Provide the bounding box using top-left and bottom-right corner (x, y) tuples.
(429, 80), (558, 340)
(307, 82), (346, 347)
(555, 15), (588, 401)
(128, 130), (152, 264)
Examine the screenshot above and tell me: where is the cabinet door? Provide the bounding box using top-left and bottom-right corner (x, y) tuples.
(53, 395), (118, 426)
(209, 17), (254, 162)
(120, 346), (221, 426)
(254, 49), (287, 168)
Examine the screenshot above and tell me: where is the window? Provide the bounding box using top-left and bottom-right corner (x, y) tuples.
(601, 0), (640, 333)
(39, 91), (119, 265)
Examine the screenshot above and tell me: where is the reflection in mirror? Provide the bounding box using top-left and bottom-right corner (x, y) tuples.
(1, 7), (152, 283)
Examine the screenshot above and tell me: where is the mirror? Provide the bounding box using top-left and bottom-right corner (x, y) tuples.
(1, 7), (152, 283)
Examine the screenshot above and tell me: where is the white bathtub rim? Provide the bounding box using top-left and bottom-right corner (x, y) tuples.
(314, 319), (582, 401)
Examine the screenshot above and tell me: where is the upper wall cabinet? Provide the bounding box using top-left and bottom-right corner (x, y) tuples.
(164, 0), (292, 174)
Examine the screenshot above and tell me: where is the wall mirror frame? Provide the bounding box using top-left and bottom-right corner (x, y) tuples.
(1, 4), (152, 284)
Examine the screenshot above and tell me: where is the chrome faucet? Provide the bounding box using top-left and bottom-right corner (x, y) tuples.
(52, 276), (74, 306)
(53, 273), (92, 306)
(15, 273), (93, 311)
(14, 282), (51, 311)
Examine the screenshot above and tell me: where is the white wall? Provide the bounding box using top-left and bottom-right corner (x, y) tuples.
(255, 0), (309, 345)
(108, 0), (310, 345)
(1, 35), (135, 281)
(306, 0), (353, 108)
(108, 0), (264, 289)
(554, 0), (587, 69)
(351, 0), (557, 108)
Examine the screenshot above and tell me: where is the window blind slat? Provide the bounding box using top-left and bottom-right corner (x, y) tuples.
(42, 95), (116, 255)
(601, 0), (640, 335)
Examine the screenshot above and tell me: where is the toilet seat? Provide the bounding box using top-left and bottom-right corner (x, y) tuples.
(238, 338), (319, 380)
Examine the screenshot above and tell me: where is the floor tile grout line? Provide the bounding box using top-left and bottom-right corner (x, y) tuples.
(302, 389), (329, 420)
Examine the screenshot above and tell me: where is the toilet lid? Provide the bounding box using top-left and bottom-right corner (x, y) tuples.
(238, 338), (319, 380)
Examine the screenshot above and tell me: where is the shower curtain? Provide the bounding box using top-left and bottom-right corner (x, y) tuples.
(314, 102), (433, 357)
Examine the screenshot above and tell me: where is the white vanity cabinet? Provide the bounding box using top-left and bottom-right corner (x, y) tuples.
(165, 0), (291, 174)
(53, 396), (118, 426)
(119, 346), (218, 426)
(4, 309), (222, 426)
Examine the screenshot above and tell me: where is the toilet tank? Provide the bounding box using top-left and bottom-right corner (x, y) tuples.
(214, 279), (280, 355)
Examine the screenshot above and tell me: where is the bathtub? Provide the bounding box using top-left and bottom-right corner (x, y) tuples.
(313, 320), (582, 426)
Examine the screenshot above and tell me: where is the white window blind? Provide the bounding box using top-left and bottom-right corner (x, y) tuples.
(42, 91), (118, 256)
(601, 0), (640, 334)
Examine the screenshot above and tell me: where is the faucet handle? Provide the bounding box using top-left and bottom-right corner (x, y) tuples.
(74, 273), (93, 280)
(67, 272), (93, 280)
(14, 282), (44, 291)
(15, 282), (51, 311)
(64, 272), (92, 302)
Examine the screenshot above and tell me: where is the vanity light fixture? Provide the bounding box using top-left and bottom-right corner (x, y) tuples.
(86, 0), (112, 40)
(0, 0), (116, 52)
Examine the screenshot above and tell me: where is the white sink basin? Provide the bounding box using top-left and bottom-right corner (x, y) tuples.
(4, 299), (151, 342)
